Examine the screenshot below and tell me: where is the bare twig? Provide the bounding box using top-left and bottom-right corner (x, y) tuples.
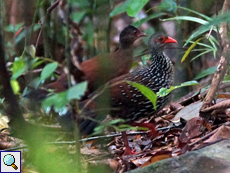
(189, 122), (230, 147)
(200, 0), (230, 118)
(206, 25), (214, 40)
(35, 0), (60, 48)
(201, 99), (230, 112)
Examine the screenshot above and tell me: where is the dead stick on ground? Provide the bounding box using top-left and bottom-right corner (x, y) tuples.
(200, 0), (230, 118)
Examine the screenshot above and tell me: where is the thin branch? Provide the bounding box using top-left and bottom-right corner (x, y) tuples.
(200, 0), (230, 117)
(35, 0), (60, 48)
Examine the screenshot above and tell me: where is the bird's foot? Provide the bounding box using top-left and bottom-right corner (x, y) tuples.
(123, 147), (136, 155)
(131, 122), (158, 138)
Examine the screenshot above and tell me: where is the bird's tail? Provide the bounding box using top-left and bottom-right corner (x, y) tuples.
(58, 99), (99, 135)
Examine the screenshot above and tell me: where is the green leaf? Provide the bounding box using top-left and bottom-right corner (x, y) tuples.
(180, 80), (199, 86)
(194, 66), (217, 80)
(10, 79), (20, 94)
(157, 80), (199, 97)
(5, 23), (24, 32)
(72, 11), (86, 23)
(32, 59), (46, 69)
(40, 62), (58, 82)
(190, 49), (212, 62)
(161, 16), (208, 25)
(126, 0), (149, 17)
(141, 27), (155, 46)
(141, 54), (151, 65)
(92, 124), (106, 135)
(116, 124), (143, 131)
(181, 38), (203, 62)
(133, 12), (166, 27)
(157, 87), (171, 97)
(184, 11), (230, 46)
(67, 81), (88, 100)
(24, 45), (36, 58)
(110, 0), (132, 17)
(208, 35), (218, 58)
(107, 119), (125, 125)
(42, 91), (68, 113)
(11, 57), (27, 80)
(158, 0), (177, 13)
(177, 6), (212, 21)
(125, 81), (157, 110)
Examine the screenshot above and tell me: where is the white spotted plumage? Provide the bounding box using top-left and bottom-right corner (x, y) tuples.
(108, 33), (176, 122)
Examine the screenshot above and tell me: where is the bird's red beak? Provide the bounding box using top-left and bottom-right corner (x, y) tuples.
(164, 36), (177, 44)
(137, 32), (147, 38)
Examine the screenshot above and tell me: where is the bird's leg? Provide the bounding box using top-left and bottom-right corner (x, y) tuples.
(121, 131), (136, 155)
(131, 122), (158, 137)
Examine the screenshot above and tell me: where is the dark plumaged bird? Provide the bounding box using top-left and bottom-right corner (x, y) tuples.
(26, 25), (146, 101)
(73, 32), (177, 155)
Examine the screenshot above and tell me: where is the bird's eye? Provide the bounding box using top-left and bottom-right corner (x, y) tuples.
(158, 37), (164, 41)
(133, 30), (137, 34)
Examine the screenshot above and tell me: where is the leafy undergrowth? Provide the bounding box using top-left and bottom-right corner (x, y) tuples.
(1, 82), (230, 172)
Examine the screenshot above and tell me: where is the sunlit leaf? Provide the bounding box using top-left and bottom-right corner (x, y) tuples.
(126, 0), (149, 17)
(157, 81), (199, 97)
(10, 80), (20, 95)
(125, 81), (157, 110)
(42, 91), (68, 113)
(11, 57), (27, 80)
(161, 16), (208, 25)
(181, 80), (199, 86)
(40, 62), (58, 82)
(181, 38), (203, 62)
(194, 66), (217, 80)
(67, 81), (88, 100)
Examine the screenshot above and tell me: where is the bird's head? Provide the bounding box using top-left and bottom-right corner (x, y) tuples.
(119, 25), (147, 48)
(148, 32), (177, 51)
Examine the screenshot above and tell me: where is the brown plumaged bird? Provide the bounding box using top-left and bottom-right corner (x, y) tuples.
(72, 32), (177, 155)
(26, 25), (146, 101)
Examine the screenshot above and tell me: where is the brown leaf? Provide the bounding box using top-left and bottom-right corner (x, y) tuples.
(0, 141), (16, 150)
(173, 102), (203, 121)
(80, 146), (102, 155)
(204, 125), (230, 143)
(107, 159), (120, 170)
(141, 154), (171, 167)
(132, 156), (152, 167)
(179, 117), (204, 143)
(217, 94), (230, 99)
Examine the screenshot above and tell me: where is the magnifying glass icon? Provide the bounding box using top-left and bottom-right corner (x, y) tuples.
(3, 154), (18, 170)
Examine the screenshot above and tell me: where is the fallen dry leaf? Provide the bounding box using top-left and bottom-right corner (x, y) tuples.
(141, 154), (171, 167)
(179, 117), (204, 143)
(173, 102), (202, 121)
(132, 156), (152, 167)
(204, 125), (230, 143)
(81, 146), (102, 155)
(107, 159), (120, 170)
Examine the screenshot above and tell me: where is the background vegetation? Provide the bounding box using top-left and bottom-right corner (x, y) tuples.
(0, 0), (228, 172)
